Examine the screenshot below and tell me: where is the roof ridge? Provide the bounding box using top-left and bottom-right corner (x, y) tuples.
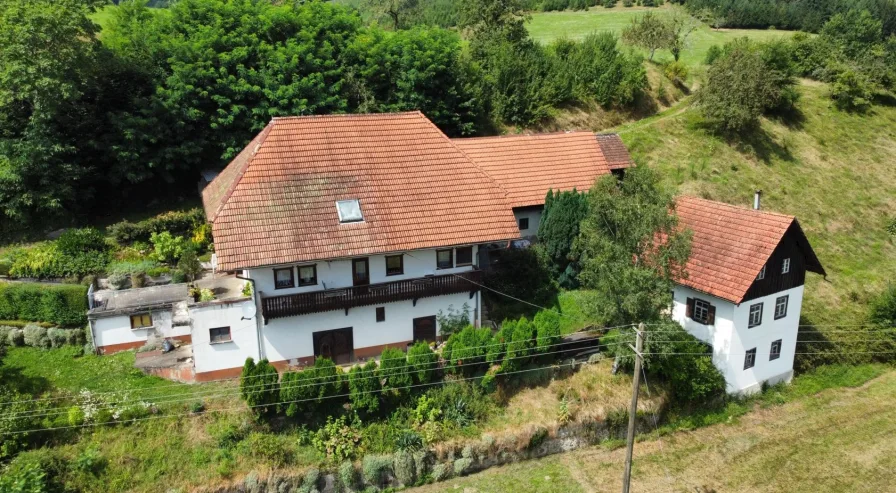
(453, 130), (595, 142)
(270, 111), (423, 122)
(419, 115), (515, 205)
(678, 195), (795, 220)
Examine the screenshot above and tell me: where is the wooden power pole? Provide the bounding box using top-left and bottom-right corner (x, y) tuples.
(621, 323), (645, 493)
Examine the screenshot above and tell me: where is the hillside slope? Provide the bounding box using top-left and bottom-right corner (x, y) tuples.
(617, 82), (896, 326)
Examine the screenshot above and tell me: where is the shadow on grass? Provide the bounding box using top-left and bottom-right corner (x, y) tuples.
(0, 362), (51, 395)
(721, 125), (796, 164)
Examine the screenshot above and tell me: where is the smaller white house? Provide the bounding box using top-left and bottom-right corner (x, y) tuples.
(671, 195), (826, 394)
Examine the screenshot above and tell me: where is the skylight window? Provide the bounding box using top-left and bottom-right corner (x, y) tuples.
(336, 199), (363, 223)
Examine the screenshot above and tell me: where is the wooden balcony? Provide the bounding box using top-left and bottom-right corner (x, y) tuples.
(262, 270), (482, 321)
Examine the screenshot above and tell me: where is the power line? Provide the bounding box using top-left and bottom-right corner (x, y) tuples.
(0, 325), (638, 407)
(1, 339), (617, 421)
(0, 359), (598, 437)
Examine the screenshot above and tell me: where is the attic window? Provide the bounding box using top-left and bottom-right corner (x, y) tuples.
(336, 199), (363, 223)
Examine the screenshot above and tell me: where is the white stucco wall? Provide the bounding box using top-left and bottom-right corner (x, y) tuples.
(93, 309), (189, 349)
(191, 300), (260, 374)
(672, 284), (804, 394)
(245, 246), (480, 295)
(262, 291), (476, 365)
(513, 208), (543, 238)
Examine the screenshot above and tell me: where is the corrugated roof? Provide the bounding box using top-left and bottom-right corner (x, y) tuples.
(202, 112), (521, 272)
(452, 132), (616, 208)
(675, 196), (823, 304)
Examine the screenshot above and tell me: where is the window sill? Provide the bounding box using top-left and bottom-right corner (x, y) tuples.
(209, 340), (234, 346)
(274, 285), (295, 290)
(455, 263), (473, 267)
(774, 315), (786, 321)
(131, 326), (154, 331)
(298, 282), (317, 287)
(385, 272), (403, 277)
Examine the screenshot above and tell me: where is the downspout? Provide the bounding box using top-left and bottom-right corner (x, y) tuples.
(237, 274), (266, 362)
(87, 318), (99, 355)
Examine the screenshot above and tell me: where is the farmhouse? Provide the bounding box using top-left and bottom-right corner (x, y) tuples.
(87, 111), (824, 394)
(453, 132), (633, 237)
(671, 195), (826, 394)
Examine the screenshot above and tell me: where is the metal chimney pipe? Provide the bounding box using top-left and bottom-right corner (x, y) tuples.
(754, 190), (762, 210)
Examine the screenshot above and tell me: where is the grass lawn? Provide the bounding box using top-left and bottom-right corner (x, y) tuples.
(407, 364), (895, 493)
(528, 6), (797, 69)
(1, 346), (235, 403)
(615, 82), (896, 326)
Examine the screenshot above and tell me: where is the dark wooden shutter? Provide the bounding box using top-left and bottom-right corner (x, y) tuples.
(707, 304), (716, 325)
(685, 298), (694, 318)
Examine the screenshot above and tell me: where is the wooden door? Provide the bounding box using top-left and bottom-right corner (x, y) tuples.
(413, 316), (437, 344)
(313, 327), (354, 365)
(352, 258), (370, 286)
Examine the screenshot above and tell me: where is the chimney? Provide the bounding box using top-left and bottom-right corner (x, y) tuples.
(753, 190), (762, 210)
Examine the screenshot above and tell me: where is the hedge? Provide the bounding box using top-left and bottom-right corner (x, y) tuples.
(107, 208), (206, 245)
(0, 282), (88, 327)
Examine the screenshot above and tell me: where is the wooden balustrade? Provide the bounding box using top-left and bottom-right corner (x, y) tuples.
(262, 270), (482, 321)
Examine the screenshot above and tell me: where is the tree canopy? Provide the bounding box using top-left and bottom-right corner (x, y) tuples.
(574, 166), (691, 326)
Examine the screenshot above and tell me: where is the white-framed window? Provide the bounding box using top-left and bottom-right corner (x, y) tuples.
(757, 264), (766, 280)
(693, 299), (711, 324)
(748, 303), (763, 328)
(770, 339), (782, 361)
(774, 295), (789, 319)
(782, 258), (791, 274)
(744, 348), (757, 370)
(209, 326), (232, 344)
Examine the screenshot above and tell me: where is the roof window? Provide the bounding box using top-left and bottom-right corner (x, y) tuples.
(336, 199), (363, 223)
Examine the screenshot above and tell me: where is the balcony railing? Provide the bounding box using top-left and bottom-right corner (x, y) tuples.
(262, 269), (482, 321)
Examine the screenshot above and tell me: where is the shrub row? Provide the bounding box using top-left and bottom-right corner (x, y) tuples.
(107, 208), (206, 246)
(0, 325), (86, 349)
(0, 282), (88, 327)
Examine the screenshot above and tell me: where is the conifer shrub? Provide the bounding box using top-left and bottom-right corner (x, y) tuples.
(348, 360), (380, 416)
(239, 358), (280, 415)
(380, 347), (413, 402)
(407, 342), (439, 384)
(442, 326), (492, 376)
(533, 309), (562, 355)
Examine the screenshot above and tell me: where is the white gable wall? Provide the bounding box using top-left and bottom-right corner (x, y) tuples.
(191, 300), (260, 374)
(672, 284), (803, 394)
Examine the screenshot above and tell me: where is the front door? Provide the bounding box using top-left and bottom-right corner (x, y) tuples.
(352, 258), (370, 286)
(413, 316), (437, 344)
(313, 327), (354, 365)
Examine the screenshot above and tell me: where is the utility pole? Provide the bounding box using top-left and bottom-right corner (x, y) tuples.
(621, 323), (645, 493)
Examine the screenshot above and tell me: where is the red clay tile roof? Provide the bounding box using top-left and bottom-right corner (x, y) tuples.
(675, 196), (823, 304)
(452, 132), (615, 209)
(202, 112), (520, 272)
(596, 133), (635, 170)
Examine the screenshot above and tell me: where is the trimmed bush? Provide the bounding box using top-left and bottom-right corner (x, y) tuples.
(362, 454), (393, 488)
(339, 460), (356, 491)
(66, 328), (86, 346)
(22, 324), (49, 349)
(0, 326), (9, 345)
(393, 449), (416, 486)
(7, 328), (24, 346)
(0, 282), (89, 326)
(47, 328), (68, 348)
